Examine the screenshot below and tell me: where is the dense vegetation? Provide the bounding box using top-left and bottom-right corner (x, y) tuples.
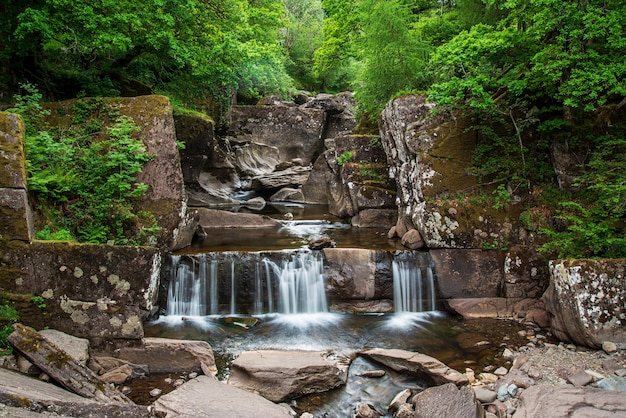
(1, 0), (624, 257)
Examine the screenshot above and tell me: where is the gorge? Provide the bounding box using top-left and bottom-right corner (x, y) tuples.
(0, 91), (625, 417)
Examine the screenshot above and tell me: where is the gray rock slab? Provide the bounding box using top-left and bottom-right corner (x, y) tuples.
(359, 348), (468, 386)
(513, 384), (626, 417)
(0, 368), (152, 417)
(39, 329), (90, 366)
(195, 208), (280, 229)
(227, 350), (349, 402)
(154, 375), (292, 417)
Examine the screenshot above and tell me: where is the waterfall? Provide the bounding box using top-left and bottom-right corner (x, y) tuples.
(164, 251), (327, 316)
(264, 251), (327, 314)
(392, 252), (436, 313)
(166, 256), (206, 316)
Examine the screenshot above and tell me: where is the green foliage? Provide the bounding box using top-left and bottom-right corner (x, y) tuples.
(30, 296), (46, 310)
(35, 225), (74, 241)
(354, 0), (431, 117)
(2, 0), (294, 117)
(336, 150), (354, 166)
(0, 304), (18, 355)
(540, 131), (626, 259)
(15, 90), (159, 245)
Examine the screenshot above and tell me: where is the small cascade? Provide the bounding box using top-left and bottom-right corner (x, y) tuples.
(264, 251), (327, 314)
(392, 251), (437, 313)
(166, 255), (207, 316)
(164, 250), (327, 316)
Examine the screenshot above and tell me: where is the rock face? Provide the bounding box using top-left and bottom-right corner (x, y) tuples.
(543, 259), (626, 347)
(0, 112), (34, 242)
(229, 103), (325, 166)
(359, 348), (468, 386)
(323, 248), (393, 303)
(378, 94), (551, 316)
(227, 350), (349, 402)
(41, 96), (196, 250)
(1, 241), (160, 341)
(513, 384), (626, 417)
(154, 375), (292, 418)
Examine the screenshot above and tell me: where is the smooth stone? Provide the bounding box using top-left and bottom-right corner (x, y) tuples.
(473, 386), (497, 403)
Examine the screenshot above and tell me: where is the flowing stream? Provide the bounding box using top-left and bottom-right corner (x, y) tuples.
(146, 213), (528, 416)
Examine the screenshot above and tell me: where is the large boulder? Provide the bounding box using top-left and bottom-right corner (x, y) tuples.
(250, 165), (312, 191)
(359, 348), (468, 386)
(543, 259), (626, 347)
(195, 208), (280, 229)
(154, 375), (292, 418)
(513, 384), (626, 417)
(111, 337), (216, 376)
(227, 350), (349, 402)
(95, 96), (195, 250)
(0, 368), (153, 417)
(412, 383), (484, 418)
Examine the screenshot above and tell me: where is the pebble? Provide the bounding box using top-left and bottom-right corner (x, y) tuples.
(615, 369), (626, 377)
(149, 388), (162, 397)
(188, 372), (198, 379)
(494, 367), (508, 376)
(173, 378), (185, 387)
(602, 341), (618, 354)
(584, 369), (606, 380)
(120, 386), (131, 395)
(473, 386), (497, 403)
(567, 369), (593, 387)
(503, 348), (514, 360)
(164, 377), (173, 384)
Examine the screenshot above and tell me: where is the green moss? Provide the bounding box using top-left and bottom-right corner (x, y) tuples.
(45, 350), (73, 368)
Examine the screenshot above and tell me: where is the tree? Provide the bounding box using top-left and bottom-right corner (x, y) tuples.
(1, 0), (294, 116)
(354, 0), (431, 117)
(282, 0), (324, 90)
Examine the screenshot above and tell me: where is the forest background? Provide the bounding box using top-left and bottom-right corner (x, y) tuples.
(0, 0), (624, 258)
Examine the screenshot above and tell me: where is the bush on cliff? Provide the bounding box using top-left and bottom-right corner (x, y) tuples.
(9, 86), (158, 245)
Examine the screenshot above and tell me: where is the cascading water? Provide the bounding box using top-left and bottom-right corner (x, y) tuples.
(392, 251), (437, 313)
(164, 250), (327, 316)
(263, 251), (327, 314)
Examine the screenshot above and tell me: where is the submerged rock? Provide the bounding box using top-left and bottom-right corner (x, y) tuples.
(359, 348), (468, 386)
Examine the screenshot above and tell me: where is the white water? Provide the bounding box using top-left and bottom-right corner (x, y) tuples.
(264, 251), (327, 314)
(165, 251), (327, 316)
(392, 252), (436, 313)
